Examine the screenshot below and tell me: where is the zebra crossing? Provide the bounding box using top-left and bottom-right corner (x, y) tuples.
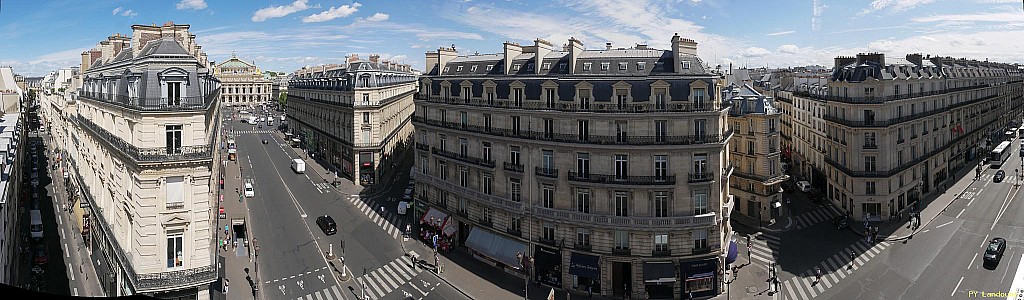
(347, 194), (404, 240)
(781, 240), (892, 300)
(745, 233), (781, 267)
(978, 173), (1017, 182)
(794, 206), (842, 229)
(231, 129), (276, 134)
(291, 284), (347, 300)
(312, 182), (332, 193)
(354, 256), (423, 300)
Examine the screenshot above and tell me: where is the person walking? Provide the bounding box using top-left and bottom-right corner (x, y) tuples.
(848, 250), (856, 270)
(815, 267), (822, 285)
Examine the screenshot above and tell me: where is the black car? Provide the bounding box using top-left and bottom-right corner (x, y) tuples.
(984, 237), (1006, 265)
(994, 170), (1006, 182)
(316, 215), (337, 235)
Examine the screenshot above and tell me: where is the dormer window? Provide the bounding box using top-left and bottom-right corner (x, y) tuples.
(542, 63), (551, 70)
(618, 62), (627, 70)
(456, 66), (463, 72)
(486, 65), (493, 71)
(443, 66), (450, 73)
(601, 62), (610, 71)
(583, 63), (592, 71)
(512, 64), (521, 71)
(637, 62), (646, 70)
(655, 61), (665, 71)
(682, 61), (691, 69)
(559, 63), (567, 72)
(471, 65), (478, 72)
(526, 64), (534, 71)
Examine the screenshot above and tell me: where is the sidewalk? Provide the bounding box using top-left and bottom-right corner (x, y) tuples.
(731, 210), (794, 234)
(219, 151), (260, 300)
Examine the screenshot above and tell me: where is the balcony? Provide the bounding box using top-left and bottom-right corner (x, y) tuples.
(165, 202), (184, 210)
(535, 167), (558, 178)
(863, 143), (878, 150)
(79, 91), (217, 112)
(793, 84), (989, 104)
(538, 237), (558, 247)
(688, 172), (714, 183)
(732, 171), (789, 185)
(612, 247), (631, 255)
(503, 162), (524, 173)
(652, 249), (672, 257)
(532, 206), (716, 230)
(77, 115), (214, 163)
(417, 94), (729, 113)
(479, 218), (494, 228)
(415, 142), (430, 151)
(431, 147), (496, 168)
(567, 171), (676, 185)
(412, 116), (731, 147)
(692, 247), (712, 255)
(575, 243), (592, 252)
(412, 172), (525, 212)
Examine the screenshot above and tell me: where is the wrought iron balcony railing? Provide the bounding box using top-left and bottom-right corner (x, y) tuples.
(503, 162), (524, 173)
(567, 171), (676, 185)
(431, 147), (495, 168)
(688, 172), (714, 183)
(535, 167), (558, 178)
(79, 90), (217, 112)
(415, 142), (430, 151)
(417, 94), (728, 113)
(531, 206), (716, 230)
(77, 115), (213, 163)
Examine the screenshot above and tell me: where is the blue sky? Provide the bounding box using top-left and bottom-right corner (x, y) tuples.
(1, 0), (1022, 76)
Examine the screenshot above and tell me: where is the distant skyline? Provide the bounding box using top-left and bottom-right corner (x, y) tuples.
(1, 0), (1023, 76)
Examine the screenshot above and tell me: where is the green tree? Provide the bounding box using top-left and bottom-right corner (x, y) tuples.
(278, 92), (287, 107)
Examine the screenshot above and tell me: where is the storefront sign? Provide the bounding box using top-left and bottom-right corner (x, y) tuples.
(569, 252), (600, 279)
(534, 245), (562, 288)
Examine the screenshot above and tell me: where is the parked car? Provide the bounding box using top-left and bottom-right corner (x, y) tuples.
(316, 215), (337, 235)
(984, 237), (1007, 265)
(33, 244), (47, 265)
(994, 170), (1006, 182)
(796, 181), (812, 192)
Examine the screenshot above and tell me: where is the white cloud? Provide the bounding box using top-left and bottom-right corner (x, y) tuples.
(766, 30), (795, 36)
(912, 12), (1024, 23)
(302, 3), (362, 23)
(858, 0), (936, 16)
(777, 45), (801, 54)
(176, 0), (208, 10)
(811, 0), (826, 30)
(121, 9), (137, 17)
(365, 12), (389, 22)
(740, 47), (771, 57)
(252, 0), (314, 22)
(112, 7), (122, 15)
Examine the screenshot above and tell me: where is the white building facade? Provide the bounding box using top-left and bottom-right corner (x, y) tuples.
(213, 54), (271, 108)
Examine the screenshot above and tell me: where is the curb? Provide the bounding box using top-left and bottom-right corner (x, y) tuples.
(424, 267), (477, 300)
(880, 179), (976, 242)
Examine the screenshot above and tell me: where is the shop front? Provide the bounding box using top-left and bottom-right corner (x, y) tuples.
(359, 151), (375, 185)
(534, 245), (562, 288)
(569, 252), (601, 293)
(680, 258), (718, 299)
(464, 227), (527, 269)
(419, 208), (452, 251)
(643, 261), (677, 299)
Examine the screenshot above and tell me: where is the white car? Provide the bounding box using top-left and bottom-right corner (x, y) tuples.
(244, 183), (255, 198)
(796, 181), (812, 193)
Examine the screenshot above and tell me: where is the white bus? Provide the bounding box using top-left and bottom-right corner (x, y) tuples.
(990, 140), (1012, 167)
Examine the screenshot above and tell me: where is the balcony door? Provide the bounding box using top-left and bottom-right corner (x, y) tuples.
(165, 125), (183, 154)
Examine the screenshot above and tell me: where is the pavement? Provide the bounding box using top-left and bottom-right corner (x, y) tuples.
(217, 133), (261, 300)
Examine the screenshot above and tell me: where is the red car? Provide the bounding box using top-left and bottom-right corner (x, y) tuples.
(33, 244), (47, 265)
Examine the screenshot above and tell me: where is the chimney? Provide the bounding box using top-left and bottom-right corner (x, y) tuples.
(534, 38), (553, 74)
(605, 42), (612, 50)
(369, 54), (380, 63)
(503, 41), (523, 75)
(425, 46), (458, 75)
(567, 37), (584, 74)
(80, 51), (91, 73)
(833, 56), (856, 68)
(635, 43), (648, 50)
(671, 33), (698, 73)
(906, 53), (923, 66)
(855, 53), (885, 66)
(347, 54), (360, 64)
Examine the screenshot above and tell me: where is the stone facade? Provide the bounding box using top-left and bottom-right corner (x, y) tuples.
(213, 54), (272, 107)
(412, 35), (734, 300)
(722, 81), (787, 223)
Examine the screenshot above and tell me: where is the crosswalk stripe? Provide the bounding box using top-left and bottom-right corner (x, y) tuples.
(826, 257), (845, 280)
(813, 274), (827, 292)
(792, 276), (810, 300)
(314, 290), (324, 300)
(306, 294), (314, 300)
(377, 266), (401, 289)
(388, 261), (412, 280)
(369, 271), (393, 294)
(331, 285), (344, 300)
(320, 288), (332, 300)
(800, 277), (818, 297)
(783, 280), (797, 300)
(364, 274), (386, 299)
(869, 243), (886, 255)
(820, 272), (833, 289)
(394, 258), (417, 275)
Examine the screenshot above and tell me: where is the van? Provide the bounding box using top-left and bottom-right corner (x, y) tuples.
(291, 159), (306, 173)
(397, 201), (409, 215)
(244, 183), (255, 198)
(30, 210), (43, 240)
(796, 181), (812, 193)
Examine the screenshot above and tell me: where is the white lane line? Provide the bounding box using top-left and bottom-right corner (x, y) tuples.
(61, 227), (65, 238)
(67, 263), (75, 280)
(64, 243), (69, 257)
(936, 221), (955, 228)
(991, 186), (1021, 230)
(969, 253), (979, 269)
(977, 188), (985, 194)
(952, 276), (964, 296)
(58, 215), (62, 225)
(411, 282), (428, 296)
(956, 208), (966, 218)
(967, 197), (976, 206)
(982, 234), (991, 248)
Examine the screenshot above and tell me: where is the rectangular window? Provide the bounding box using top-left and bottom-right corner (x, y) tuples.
(510, 178), (522, 202)
(747, 141), (755, 155)
(654, 90), (666, 109)
(578, 120), (589, 141)
(637, 62), (646, 70)
(614, 154), (629, 180)
(654, 155), (668, 180)
(618, 62), (627, 70)
(655, 120), (667, 142)
(615, 121), (628, 142)
(693, 229), (708, 249)
(615, 191), (629, 217)
(543, 119), (554, 139)
(166, 82), (182, 105)
(470, 65), (478, 72)
(601, 62), (610, 71)
(459, 166), (468, 187)
(577, 228), (591, 247)
(512, 88), (524, 106)
(693, 88), (706, 106)
(654, 191), (669, 217)
(439, 134), (447, 151)
(420, 155), (428, 174)
(542, 63), (551, 70)
(543, 223), (556, 241)
(542, 150), (554, 170)
(363, 112), (371, 123)
(509, 146), (521, 165)
(559, 63), (567, 72)
(576, 153), (590, 176)
(482, 142), (492, 161)
(693, 191), (708, 215)
(511, 116), (521, 135)
(542, 184), (554, 208)
(484, 113), (492, 132)
(654, 233), (669, 252)
(459, 138), (468, 157)
(166, 232), (184, 268)
(456, 66), (463, 72)
(486, 65), (493, 71)
(865, 156), (876, 172)
(439, 161), (448, 181)
(576, 188), (591, 213)
(460, 111), (468, 128)
(165, 125), (182, 154)
(512, 64), (521, 71)
(615, 231), (630, 250)
(166, 176), (184, 208)
(482, 173), (493, 195)
(583, 63), (592, 71)
(693, 154), (708, 175)
(866, 181), (876, 195)
(682, 61), (691, 69)
(362, 94), (370, 105)
(694, 119), (707, 136)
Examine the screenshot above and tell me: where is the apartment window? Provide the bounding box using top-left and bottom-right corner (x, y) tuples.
(166, 176), (184, 208)
(583, 63), (592, 71)
(439, 134), (447, 151)
(654, 155), (669, 180)
(484, 113), (492, 132)
(693, 154), (708, 174)
(576, 188), (591, 213)
(440, 109), (447, 123)
(459, 166), (468, 187)
(509, 146), (521, 165)
(618, 62), (627, 70)
(510, 178), (522, 202)
(165, 125), (182, 154)
(577, 153), (590, 176)
(459, 138), (468, 156)
(420, 156), (428, 174)
(363, 94), (370, 105)
(443, 66), (450, 73)
(482, 207), (493, 224)
(654, 90), (666, 109)
(615, 231), (630, 251)
(694, 119), (707, 136)
(865, 156), (876, 172)
(482, 142), (492, 161)
(865, 132), (876, 147)
(510, 216), (521, 233)
(693, 229), (708, 249)
(654, 233), (669, 252)
(511, 116), (521, 135)
(867, 181), (876, 195)
(747, 141), (755, 155)
(166, 81), (182, 105)
(456, 66), (464, 72)
(682, 61), (691, 69)
(542, 184), (554, 208)
(693, 89), (706, 106)
(486, 65), (493, 71)
(637, 62), (646, 70)
(512, 88), (524, 106)
(470, 65), (478, 72)
(458, 196), (467, 213)
(898, 127), (904, 142)
(559, 63), (567, 72)
(543, 223), (556, 241)
(542, 63), (551, 70)
(482, 173), (493, 195)
(460, 111), (468, 128)
(654, 191), (669, 217)
(577, 228), (591, 247)
(439, 161), (448, 180)
(614, 154), (629, 180)
(895, 85), (901, 95)
(615, 191), (629, 217)
(615, 121), (628, 142)
(694, 191), (708, 215)
(601, 62), (610, 71)
(543, 119), (554, 139)
(578, 120), (590, 141)
(166, 232), (184, 268)
(655, 120), (667, 142)
(542, 150), (554, 170)
(512, 64), (521, 71)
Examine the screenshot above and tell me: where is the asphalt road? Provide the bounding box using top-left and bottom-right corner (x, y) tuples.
(227, 108), (468, 300)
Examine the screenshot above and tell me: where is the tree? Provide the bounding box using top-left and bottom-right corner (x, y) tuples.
(277, 92), (287, 107)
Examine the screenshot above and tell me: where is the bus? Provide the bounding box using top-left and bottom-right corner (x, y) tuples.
(990, 140), (1012, 167)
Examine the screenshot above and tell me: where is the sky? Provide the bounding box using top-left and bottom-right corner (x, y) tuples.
(1, 0), (1022, 77)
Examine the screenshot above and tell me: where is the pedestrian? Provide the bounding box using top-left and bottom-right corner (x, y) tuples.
(223, 278), (229, 294)
(849, 250), (855, 269)
(815, 266), (822, 284)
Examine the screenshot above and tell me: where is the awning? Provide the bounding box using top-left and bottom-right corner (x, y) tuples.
(568, 252), (600, 279)
(465, 228), (527, 268)
(420, 208), (448, 226)
(725, 241), (738, 265)
(643, 262), (676, 284)
(441, 218), (457, 236)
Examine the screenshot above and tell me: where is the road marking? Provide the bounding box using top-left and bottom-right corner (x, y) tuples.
(936, 221), (955, 228)
(64, 243), (69, 257)
(290, 275), (296, 279)
(991, 186), (1020, 230)
(73, 288), (78, 296)
(969, 253), (979, 269)
(967, 197), (976, 206)
(61, 227), (65, 238)
(279, 285), (287, 295)
(921, 229), (930, 233)
(68, 263), (75, 280)
(956, 208), (965, 218)
(982, 234), (991, 248)
(411, 281), (427, 296)
(58, 215), (62, 225)
(952, 276), (964, 296)
(977, 188), (984, 194)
